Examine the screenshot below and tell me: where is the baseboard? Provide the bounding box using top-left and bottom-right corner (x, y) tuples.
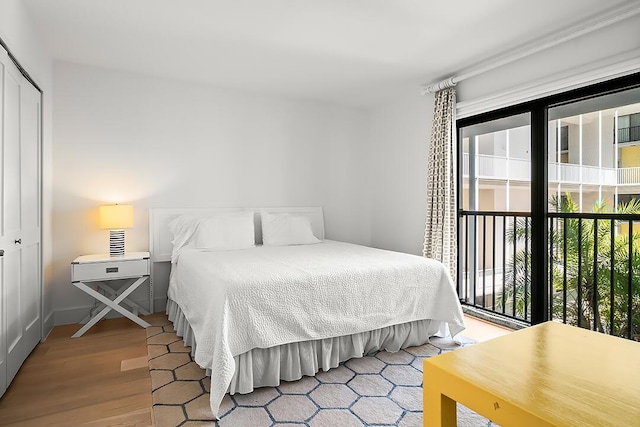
(42, 311), (55, 340)
(54, 298), (156, 326)
(154, 297), (167, 313)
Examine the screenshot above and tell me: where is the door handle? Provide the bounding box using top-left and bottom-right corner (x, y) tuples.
(14, 239), (21, 244)
(0, 249), (4, 256)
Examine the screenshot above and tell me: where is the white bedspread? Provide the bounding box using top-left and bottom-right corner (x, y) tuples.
(168, 240), (465, 418)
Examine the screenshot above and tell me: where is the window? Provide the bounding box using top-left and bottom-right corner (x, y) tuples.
(559, 126), (568, 152)
(618, 112), (640, 143)
(618, 193), (640, 206)
(457, 72), (640, 339)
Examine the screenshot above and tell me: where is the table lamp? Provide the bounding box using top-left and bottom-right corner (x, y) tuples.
(99, 204), (134, 257)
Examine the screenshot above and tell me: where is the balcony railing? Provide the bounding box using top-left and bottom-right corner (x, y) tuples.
(459, 210), (640, 340)
(619, 167), (640, 185)
(618, 125), (640, 144)
(463, 153), (640, 185)
(459, 211), (532, 322)
(462, 153), (530, 181)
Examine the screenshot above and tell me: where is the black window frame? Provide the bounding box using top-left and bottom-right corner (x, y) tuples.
(456, 71), (640, 324)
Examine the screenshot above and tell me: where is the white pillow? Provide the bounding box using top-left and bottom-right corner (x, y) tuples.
(193, 212), (255, 251)
(168, 214), (203, 262)
(168, 211), (255, 262)
(261, 211), (321, 246)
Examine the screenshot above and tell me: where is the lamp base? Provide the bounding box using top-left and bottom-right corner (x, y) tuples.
(109, 229), (125, 257)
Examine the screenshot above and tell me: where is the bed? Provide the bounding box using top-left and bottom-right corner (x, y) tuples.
(149, 207), (465, 418)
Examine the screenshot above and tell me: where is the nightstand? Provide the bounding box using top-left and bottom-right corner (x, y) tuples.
(71, 251), (152, 338)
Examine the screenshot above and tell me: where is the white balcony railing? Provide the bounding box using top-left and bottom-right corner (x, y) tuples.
(478, 155), (508, 179)
(463, 153), (530, 181)
(618, 167), (640, 185)
(463, 153), (640, 186)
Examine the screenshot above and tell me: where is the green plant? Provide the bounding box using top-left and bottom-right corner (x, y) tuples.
(499, 194), (640, 340)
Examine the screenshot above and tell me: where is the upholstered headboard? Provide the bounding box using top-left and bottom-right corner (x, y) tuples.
(148, 207), (325, 263)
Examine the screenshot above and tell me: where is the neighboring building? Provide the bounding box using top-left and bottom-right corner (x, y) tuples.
(462, 102), (640, 214)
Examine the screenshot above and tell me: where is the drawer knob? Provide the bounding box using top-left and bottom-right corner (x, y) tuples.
(14, 239), (22, 245)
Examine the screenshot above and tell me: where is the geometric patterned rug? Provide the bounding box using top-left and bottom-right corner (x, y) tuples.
(146, 315), (494, 427)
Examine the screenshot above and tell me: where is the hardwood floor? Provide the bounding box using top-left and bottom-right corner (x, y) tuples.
(0, 312), (511, 426)
(462, 314), (514, 342)
(0, 315), (163, 427)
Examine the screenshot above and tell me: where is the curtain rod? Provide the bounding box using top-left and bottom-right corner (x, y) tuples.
(421, 2), (640, 95)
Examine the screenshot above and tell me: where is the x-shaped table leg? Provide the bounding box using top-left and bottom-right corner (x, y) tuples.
(80, 280), (151, 323)
(72, 277), (151, 338)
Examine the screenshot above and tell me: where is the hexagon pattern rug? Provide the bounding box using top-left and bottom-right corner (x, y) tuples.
(146, 315), (494, 426)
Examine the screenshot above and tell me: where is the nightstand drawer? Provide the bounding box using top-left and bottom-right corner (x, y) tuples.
(72, 259), (149, 282)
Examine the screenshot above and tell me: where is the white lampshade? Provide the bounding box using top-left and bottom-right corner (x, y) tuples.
(99, 204), (134, 230)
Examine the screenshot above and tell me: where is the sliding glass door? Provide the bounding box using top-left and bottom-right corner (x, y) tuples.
(547, 86), (640, 338)
(459, 113), (532, 322)
(457, 72), (640, 339)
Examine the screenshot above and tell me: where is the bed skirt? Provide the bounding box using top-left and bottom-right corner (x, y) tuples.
(166, 298), (448, 395)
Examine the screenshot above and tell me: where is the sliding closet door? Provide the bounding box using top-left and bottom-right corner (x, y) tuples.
(2, 50), (24, 388)
(0, 47), (6, 399)
(0, 46), (42, 396)
(12, 75), (42, 383)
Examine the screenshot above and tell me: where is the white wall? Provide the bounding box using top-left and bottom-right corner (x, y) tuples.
(602, 115), (615, 169)
(52, 61), (371, 323)
(0, 0), (54, 336)
(368, 87), (433, 256)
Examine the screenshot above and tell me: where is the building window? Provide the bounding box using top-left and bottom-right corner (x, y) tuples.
(618, 193), (640, 206)
(555, 125), (569, 163)
(618, 112), (640, 144)
(559, 126), (568, 152)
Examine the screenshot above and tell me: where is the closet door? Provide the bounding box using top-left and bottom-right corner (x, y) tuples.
(0, 46), (6, 399)
(0, 47), (42, 398)
(12, 71), (42, 384)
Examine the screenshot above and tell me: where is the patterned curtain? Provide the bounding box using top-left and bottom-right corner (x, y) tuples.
(423, 87), (457, 279)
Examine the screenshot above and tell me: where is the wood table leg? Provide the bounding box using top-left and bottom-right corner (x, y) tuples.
(423, 385), (457, 427)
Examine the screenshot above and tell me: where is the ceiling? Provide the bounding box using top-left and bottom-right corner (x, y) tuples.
(23, 0), (636, 107)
